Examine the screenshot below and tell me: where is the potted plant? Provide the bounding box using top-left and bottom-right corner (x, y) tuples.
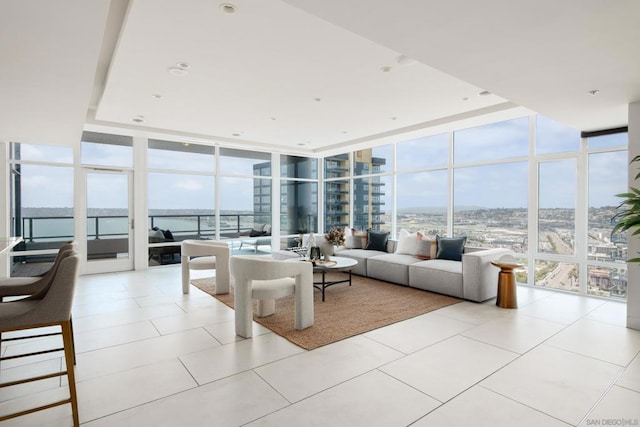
(612, 154), (640, 262)
(321, 227), (345, 260)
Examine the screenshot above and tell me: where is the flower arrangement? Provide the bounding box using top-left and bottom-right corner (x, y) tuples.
(324, 227), (345, 246)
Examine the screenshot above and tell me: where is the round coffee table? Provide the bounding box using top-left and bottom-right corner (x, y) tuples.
(287, 256), (358, 301)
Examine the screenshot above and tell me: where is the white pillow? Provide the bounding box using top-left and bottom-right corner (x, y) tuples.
(396, 229), (419, 255)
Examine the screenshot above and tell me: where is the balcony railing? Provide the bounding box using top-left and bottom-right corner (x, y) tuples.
(15, 213), (271, 248)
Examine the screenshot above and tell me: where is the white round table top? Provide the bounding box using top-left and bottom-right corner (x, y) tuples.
(287, 255), (358, 271)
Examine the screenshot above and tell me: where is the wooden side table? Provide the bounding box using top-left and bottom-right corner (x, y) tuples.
(491, 261), (523, 309)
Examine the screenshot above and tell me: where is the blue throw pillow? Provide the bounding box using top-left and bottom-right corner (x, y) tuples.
(365, 230), (389, 252)
(435, 236), (467, 261)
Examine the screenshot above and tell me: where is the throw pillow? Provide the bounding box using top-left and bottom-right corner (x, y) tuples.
(435, 235), (467, 261)
(365, 229), (389, 252)
(344, 235), (363, 249)
(416, 232), (437, 260)
(396, 229), (419, 255)
(148, 229), (165, 243)
(162, 229), (175, 241)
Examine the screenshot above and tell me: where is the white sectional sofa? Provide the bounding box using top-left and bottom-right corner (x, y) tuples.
(273, 233), (513, 303)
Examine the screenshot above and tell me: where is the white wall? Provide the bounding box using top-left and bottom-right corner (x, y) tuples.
(627, 101), (640, 330)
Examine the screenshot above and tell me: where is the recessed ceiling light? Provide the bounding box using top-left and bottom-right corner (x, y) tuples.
(390, 116), (397, 121)
(176, 62), (190, 70)
(462, 97), (469, 101)
(396, 55), (417, 66)
(220, 3), (236, 13)
(132, 115), (145, 123)
(314, 97), (322, 102)
(478, 90), (491, 96)
(380, 66), (392, 72)
(589, 89), (600, 96)
(232, 133), (241, 137)
(271, 117), (277, 121)
(151, 94), (162, 99)
(168, 67), (188, 76)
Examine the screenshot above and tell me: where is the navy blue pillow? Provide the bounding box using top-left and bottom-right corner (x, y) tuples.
(365, 230), (389, 252)
(435, 236), (467, 261)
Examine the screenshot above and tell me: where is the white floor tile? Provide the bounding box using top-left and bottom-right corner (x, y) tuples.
(413, 385), (571, 427)
(461, 313), (566, 353)
(364, 312), (475, 354)
(78, 358), (197, 423)
(482, 345), (623, 425)
(71, 302), (186, 334)
(380, 335), (518, 402)
(246, 370), (440, 427)
(585, 300), (628, 327)
(3, 264), (635, 426)
(74, 320), (160, 353)
(151, 304), (235, 335)
(74, 328), (220, 381)
(255, 335), (404, 402)
(433, 300), (513, 325)
(618, 353), (640, 392)
(546, 318), (640, 366)
(83, 371), (289, 427)
(516, 292), (606, 324)
(579, 385), (640, 426)
(180, 332), (305, 385)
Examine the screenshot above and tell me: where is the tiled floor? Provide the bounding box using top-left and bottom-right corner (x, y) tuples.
(2, 265), (640, 426)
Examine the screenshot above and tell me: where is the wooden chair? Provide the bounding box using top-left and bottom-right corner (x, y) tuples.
(181, 240), (230, 294)
(0, 251), (81, 426)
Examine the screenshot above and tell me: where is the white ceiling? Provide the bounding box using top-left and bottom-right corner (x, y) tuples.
(2, 0), (639, 154)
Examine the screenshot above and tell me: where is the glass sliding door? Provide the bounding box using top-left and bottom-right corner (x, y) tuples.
(84, 169), (133, 273)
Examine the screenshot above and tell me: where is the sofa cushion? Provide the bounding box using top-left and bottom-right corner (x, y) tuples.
(409, 259), (464, 298)
(436, 236), (467, 261)
(337, 248), (384, 276)
(365, 230), (389, 252)
(367, 253), (422, 286)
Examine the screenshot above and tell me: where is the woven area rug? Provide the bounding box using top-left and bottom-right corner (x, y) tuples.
(191, 273), (461, 350)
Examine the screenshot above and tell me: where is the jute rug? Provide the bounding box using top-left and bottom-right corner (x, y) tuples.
(192, 273), (461, 350)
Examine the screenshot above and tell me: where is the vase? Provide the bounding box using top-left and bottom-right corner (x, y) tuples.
(320, 241), (335, 261)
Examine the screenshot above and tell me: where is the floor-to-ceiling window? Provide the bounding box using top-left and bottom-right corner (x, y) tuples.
(280, 155), (318, 235)
(8, 142), (74, 276)
(353, 146), (392, 232)
(324, 153), (350, 231)
(396, 134), (449, 236)
(147, 139), (215, 265)
(586, 131), (629, 298)
(219, 148), (271, 237)
(325, 114), (628, 300)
